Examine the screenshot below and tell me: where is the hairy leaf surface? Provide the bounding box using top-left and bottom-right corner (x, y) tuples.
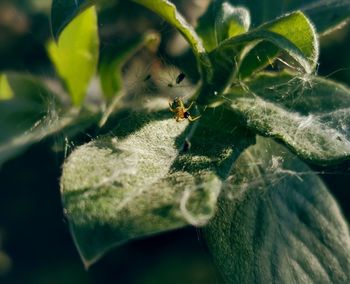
(205, 137), (350, 283)
(225, 73), (350, 164)
(61, 106), (253, 266)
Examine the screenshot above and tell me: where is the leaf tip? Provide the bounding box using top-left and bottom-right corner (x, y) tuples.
(50, 0), (95, 41)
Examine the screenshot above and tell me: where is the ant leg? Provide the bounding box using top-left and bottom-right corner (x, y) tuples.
(178, 99), (185, 108)
(188, 115), (201, 122)
(169, 101), (176, 112)
(185, 101), (194, 111)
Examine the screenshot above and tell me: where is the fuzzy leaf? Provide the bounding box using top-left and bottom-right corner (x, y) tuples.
(48, 6), (99, 106)
(230, 0), (350, 35)
(60, 106), (254, 267)
(240, 72), (350, 114)
(196, 1), (251, 51)
(226, 73), (350, 164)
(204, 137), (350, 283)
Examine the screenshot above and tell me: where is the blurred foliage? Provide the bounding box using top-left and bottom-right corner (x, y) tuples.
(0, 0), (350, 283)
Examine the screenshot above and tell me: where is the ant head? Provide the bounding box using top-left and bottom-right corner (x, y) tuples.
(172, 97), (180, 105)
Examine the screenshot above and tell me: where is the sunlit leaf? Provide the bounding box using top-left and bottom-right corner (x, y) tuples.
(47, 6), (99, 106)
(0, 74), (14, 100)
(132, 0), (212, 78)
(132, 0), (204, 55)
(51, 0), (95, 40)
(60, 105), (254, 266)
(210, 11), (318, 91)
(238, 11), (318, 79)
(204, 137), (350, 283)
(262, 11), (318, 69)
(51, 0), (212, 86)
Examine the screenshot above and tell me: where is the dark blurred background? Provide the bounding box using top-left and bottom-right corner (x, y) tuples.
(0, 0), (349, 283)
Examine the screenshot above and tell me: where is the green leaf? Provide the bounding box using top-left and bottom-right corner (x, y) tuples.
(196, 1), (251, 52)
(51, 0), (215, 81)
(47, 6), (99, 106)
(132, 0), (204, 55)
(0, 74), (14, 100)
(132, 0), (212, 79)
(212, 11), (317, 87)
(204, 136), (350, 283)
(230, 0), (350, 35)
(98, 32), (160, 127)
(51, 0), (95, 40)
(226, 73), (350, 164)
(238, 11), (318, 79)
(60, 105), (254, 266)
(0, 73), (95, 168)
(202, 11), (318, 102)
(262, 11), (318, 69)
